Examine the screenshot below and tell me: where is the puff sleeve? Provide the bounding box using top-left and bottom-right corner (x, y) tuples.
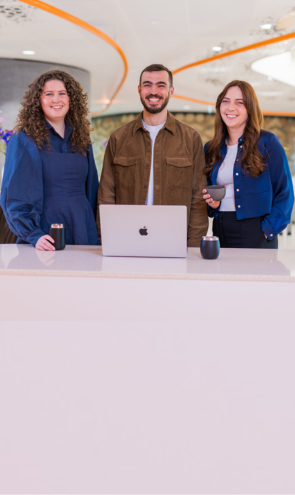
(0, 131), (46, 245)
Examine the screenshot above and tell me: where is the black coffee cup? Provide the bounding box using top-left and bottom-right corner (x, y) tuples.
(206, 185), (226, 201)
(200, 236), (220, 260)
(49, 224), (66, 250)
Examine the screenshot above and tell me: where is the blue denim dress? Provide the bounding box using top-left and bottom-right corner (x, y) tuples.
(1, 122), (99, 246)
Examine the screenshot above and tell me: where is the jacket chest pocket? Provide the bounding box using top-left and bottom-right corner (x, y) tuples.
(242, 170), (270, 195)
(113, 156), (138, 189)
(166, 157), (192, 188)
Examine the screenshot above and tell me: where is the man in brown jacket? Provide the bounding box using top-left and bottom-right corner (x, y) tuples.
(97, 63), (208, 247)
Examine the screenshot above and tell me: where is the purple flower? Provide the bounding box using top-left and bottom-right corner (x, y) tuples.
(0, 111), (13, 153)
(0, 125), (13, 153)
(2, 130), (13, 146)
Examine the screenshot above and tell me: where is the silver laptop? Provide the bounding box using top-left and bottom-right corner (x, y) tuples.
(99, 205), (187, 258)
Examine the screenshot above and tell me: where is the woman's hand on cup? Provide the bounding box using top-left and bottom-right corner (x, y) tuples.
(35, 235), (55, 251)
(202, 189), (220, 209)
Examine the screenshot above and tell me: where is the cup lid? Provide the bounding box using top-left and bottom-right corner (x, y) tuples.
(202, 236), (219, 241)
(51, 224), (64, 228)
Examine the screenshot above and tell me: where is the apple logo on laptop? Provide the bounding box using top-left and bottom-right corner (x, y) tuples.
(139, 226), (148, 236)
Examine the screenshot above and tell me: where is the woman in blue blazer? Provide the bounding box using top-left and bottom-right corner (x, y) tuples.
(203, 80), (294, 248)
(1, 69), (99, 250)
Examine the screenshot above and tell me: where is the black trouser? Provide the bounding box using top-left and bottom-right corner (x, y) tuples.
(213, 212), (278, 249)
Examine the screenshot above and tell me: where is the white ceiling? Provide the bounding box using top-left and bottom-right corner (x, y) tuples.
(1, 0), (295, 115)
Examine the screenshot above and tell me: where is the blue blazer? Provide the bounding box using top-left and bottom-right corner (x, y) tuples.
(205, 130), (294, 238)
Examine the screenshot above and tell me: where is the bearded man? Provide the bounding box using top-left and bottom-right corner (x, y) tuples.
(96, 64), (208, 247)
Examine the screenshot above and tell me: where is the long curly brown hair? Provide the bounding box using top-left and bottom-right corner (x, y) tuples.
(205, 80), (265, 178)
(14, 69), (92, 155)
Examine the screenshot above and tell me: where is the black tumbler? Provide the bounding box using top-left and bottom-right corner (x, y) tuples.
(200, 236), (220, 260)
(49, 224), (66, 250)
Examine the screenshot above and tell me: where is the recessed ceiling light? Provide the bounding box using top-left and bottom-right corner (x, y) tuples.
(93, 98), (112, 104)
(183, 105), (190, 110)
(212, 46), (222, 52)
(22, 50), (35, 55)
(260, 23), (272, 30)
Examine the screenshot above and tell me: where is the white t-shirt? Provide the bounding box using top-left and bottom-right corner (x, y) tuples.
(142, 120), (165, 205)
(217, 144), (238, 211)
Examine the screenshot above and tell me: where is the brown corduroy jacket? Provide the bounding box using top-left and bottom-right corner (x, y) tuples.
(96, 111), (208, 247)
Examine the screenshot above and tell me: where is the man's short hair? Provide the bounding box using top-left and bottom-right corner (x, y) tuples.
(139, 64), (173, 87)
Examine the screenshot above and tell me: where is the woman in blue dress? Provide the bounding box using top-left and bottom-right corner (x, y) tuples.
(1, 69), (99, 250)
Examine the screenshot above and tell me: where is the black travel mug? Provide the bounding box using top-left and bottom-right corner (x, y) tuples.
(49, 224), (66, 250)
(200, 236), (220, 260)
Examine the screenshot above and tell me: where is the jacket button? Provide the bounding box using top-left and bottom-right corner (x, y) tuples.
(238, 205), (241, 208)
(236, 189), (239, 192)
(146, 163), (149, 167)
(270, 234), (273, 237)
(144, 185), (147, 188)
(147, 143), (151, 146)
(236, 173), (239, 176)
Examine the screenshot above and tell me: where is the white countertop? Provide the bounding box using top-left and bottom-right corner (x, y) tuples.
(0, 244), (294, 282)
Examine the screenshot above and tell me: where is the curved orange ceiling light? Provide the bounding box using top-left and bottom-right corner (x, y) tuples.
(173, 32), (295, 117)
(19, 0), (128, 115)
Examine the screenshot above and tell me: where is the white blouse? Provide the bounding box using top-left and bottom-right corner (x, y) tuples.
(217, 144), (238, 211)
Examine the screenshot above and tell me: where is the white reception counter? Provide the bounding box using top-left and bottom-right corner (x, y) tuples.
(1, 243), (295, 281)
(0, 244), (294, 321)
(1, 245), (295, 493)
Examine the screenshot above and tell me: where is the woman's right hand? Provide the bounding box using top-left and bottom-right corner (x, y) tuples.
(35, 235), (55, 251)
(202, 189), (220, 209)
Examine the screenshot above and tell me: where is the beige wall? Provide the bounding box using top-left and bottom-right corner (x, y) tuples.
(92, 113), (295, 177)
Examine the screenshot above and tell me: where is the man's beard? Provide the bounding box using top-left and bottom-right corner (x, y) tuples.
(140, 94), (170, 114)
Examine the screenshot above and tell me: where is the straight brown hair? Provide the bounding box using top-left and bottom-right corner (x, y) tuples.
(205, 80), (265, 178)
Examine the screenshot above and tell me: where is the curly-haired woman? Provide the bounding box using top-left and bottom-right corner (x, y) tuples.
(203, 80), (294, 248)
(1, 69), (99, 249)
